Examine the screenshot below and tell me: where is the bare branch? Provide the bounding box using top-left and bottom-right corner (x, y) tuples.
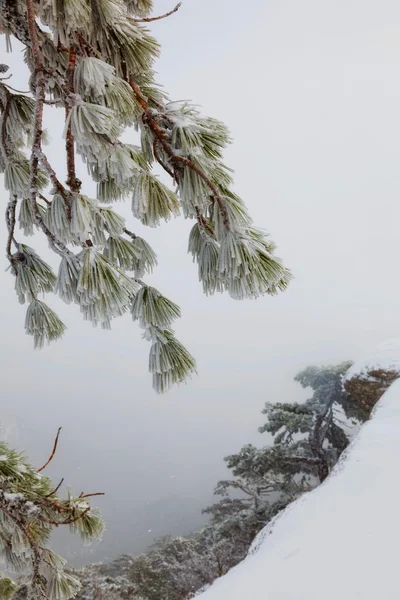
(78, 492), (105, 499)
(6, 196), (17, 268)
(65, 46), (81, 193)
(131, 2), (182, 22)
(44, 478), (64, 498)
(1, 82), (31, 94)
(37, 427), (62, 473)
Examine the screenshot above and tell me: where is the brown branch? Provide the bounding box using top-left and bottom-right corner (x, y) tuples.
(123, 227), (137, 240)
(131, 2), (182, 22)
(6, 196), (17, 266)
(0, 86), (12, 158)
(26, 0), (48, 254)
(44, 477), (64, 498)
(153, 137), (175, 179)
(75, 32), (101, 58)
(1, 83), (31, 94)
(37, 427), (62, 473)
(38, 193), (51, 206)
(65, 46), (81, 193)
(0, 502), (46, 596)
(129, 79), (230, 229)
(39, 152), (72, 219)
(78, 492), (105, 499)
(195, 206), (215, 237)
(41, 506), (91, 526)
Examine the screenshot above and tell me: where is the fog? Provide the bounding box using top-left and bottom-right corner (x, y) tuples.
(1, 0), (400, 565)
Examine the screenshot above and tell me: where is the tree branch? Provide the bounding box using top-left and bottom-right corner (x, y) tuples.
(0, 85), (12, 158)
(37, 427), (62, 473)
(39, 152), (72, 219)
(6, 196), (17, 270)
(26, 0), (49, 262)
(129, 79), (230, 230)
(78, 492), (105, 499)
(131, 2), (182, 23)
(44, 478), (64, 498)
(65, 46), (81, 193)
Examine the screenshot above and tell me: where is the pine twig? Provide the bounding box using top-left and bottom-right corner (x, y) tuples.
(0, 86), (12, 158)
(153, 137), (175, 179)
(78, 492), (105, 499)
(65, 46), (81, 193)
(1, 82), (31, 94)
(37, 427), (62, 473)
(44, 478), (64, 498)
(131, 2), (182, 23)
(129, 79), (230, 230)
(6, 196), (17, 266)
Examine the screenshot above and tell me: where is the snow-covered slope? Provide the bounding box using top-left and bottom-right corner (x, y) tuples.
(198, 361), (400, 599)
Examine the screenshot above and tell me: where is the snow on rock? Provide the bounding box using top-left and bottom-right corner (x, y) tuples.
(344, 338), (400, 382)
(197, 377), (400, 600)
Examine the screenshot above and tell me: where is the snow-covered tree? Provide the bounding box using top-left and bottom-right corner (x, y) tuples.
(124, 363), (362, 600)
(0, 0), (291, 393)
(203, 362), (363, 578)
(0, 430), (103, 599)
(221, 362), (357, 506)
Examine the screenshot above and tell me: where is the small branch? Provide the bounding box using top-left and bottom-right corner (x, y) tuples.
(0, 86), (12, 158)
(37, 427), (62, 473)
(39, 152), (72, 219)
(60, 506), (90, 525)
(26, 0), (49, 265)
(195, 206), (214, 237)
(42, 506), (91, 526)
(123, 227), (137, 239)
(75, 32), (101, 58)
(131, 2), (182, 22)
(65, 46), (81, 193)
(153, 137), (175, 179)
(44, 478), (64, 498)
(1, 83), (31, 94)
(38, 193), (51, 206)
(78, 492), (105, 499)
(129, 79), (230, 229)
(6, 196), (17, 267)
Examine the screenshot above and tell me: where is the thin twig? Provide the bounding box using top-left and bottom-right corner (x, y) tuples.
(39, 152), (72, 219)
(1, 82), (31, 94)
(195, 206), (214, 237)
(26, 0), (48, 254)
(37, 427), (62, 473)
(65, 45), (81, 193)
(38, 193), (51, 205)
(123, 227), (137, 239)
(6, 196), (17, 265)
(44, 478), (64, 498)
(78, 492), (105, 499)
(153, 137), (175, 179)
(41, 506), (91, 526)
(0, 86), (12, 158)
(131, 2), (182, 22)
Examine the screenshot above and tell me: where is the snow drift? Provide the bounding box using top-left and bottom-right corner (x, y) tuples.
(197, 344), (400, 600)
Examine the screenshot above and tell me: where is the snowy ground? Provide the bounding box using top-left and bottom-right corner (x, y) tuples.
(197, 349), (400, 599)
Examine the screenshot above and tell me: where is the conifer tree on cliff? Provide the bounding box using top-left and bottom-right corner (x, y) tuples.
(0, 0), (290, 393)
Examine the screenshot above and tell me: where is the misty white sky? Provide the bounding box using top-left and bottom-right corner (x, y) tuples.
(1, 0), (400, 564)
